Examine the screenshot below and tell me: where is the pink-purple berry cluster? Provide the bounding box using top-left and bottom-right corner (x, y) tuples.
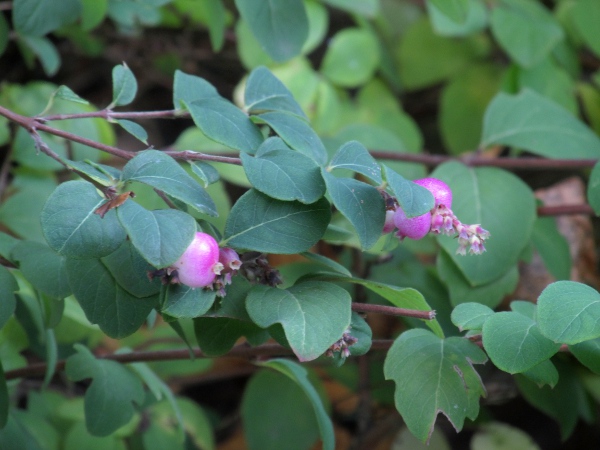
(171, 232), (241, 294)
(384, 177), (490, 255)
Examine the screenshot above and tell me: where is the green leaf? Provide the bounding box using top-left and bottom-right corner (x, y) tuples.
(116, 200), (195, 268)
(571, 0), (600, 58)
(490, 0), (563, 68)
(451, 302), (494, 332)
(427, 0), (469, 23)
(427, 0), (487, 36)
(254, 111), (327, 165)
(189, 161), (219, 188)
(11, 241), (71, 299)
(110, 63), (137, 107)
(515, 362), (582, 440)
(245, 66), (306, 118)
(471, 422), (541, 450)
(162, 284), (217, 319)
(537, 281), (600, 344)
(240, 150), (325, 204)
(260, 359), (334, 450)
(300, 252), (351, 277)
(440, 64), (503, 155)
(40, 180), (126, 259)
(0, 267), (17, 329)
(309, 274), (443, 338)
(518, 58), (577, 114)
(397, 17), (487, 90)
(101, 240), (162, 298)
(0, 232), (19, 262)
(194, 278), (268, 355)
(570, 337), (600, 374)
(185, 98), (264, 154)
(242, 368), (321, 450)
(482, 311), (560, 373)
(246, 281), (351, 361)
(116, 119), (147, 144)
(66, 258), (156, 338)
(437, 250), (519, 308)
(384, 329), (487, 442)
(320, 28), (380, 88)
(65, 344), (145, 436)
(13, 0), (81, 36)
(19, 35), (61, 77)
(121, 150), (217, 216)
(0, 361), (7, 429)
(531, 217), (571, 280)
(322, 172), (385, 250)
(521, 359), (559, 389)
(481, 89), (600, 158)
(53, 85), (90, 105)
(66, 160), (121, 186)
(81, 0), (108, 30)
(223, 189), (331, 254)
(587, 161), (600, 214)
(234, 0), (308, 62)
(172, 70), (219, 110)
(328, 141), (382, 185)
(383, 165), (434, 218)
(431, 162), (536, 286)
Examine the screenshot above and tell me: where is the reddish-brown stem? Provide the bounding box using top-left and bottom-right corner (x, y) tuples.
(537, 204), (595, 216)
(41, 109), (188, 121)
(351, 303), (436, 320)
(5, 340), (396, 381)
(370, 150), (598, 170)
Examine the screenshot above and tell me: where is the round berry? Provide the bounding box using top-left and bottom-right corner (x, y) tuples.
(414, 177), (452, 208)
(172, 232), (221, 288)
(393, 208), (431, 240)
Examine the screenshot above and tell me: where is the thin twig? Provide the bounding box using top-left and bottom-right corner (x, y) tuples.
(537, 204), (595, 216)
(351, 303), (436, 320)
(5, 340), (396, 381)
(41, 109), (188, 121)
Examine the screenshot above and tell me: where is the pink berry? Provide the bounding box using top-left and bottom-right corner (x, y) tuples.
(393, 208), (431, 240)
(172, 232), (221, 288)
(414, 177), (452, 208)
(382, 210), (396, 234)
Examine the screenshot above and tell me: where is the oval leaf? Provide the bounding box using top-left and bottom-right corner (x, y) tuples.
(245, 66), (306, 118)
(121, 150), (217, 216)
(11, 241), (71, 299)
(66, 258), (156, 338)
(65, 344), (145, 436)
(235, 0), (308, 62)
(322, 172), (385, 250)
(328, 140), (382, 185)
(537, 281), (600, 344)
(241, 150), (325, 203)
(451, 302), (494, 332)
(383, 165), (434, 218)
(41, 180), (126, 259)
(223, 189), (331, 254)
(185, 98), (264, 154)
(246, 281), (351, 361)
(481, 90), (600, 159)
(111, 63), (137, 107)
(117, 200), (196, 268)
(0, 266), (17, 329)
(254, 111), (327, 165)
(162, 284), (217, 319)
(260, 359), (334, 450)
(482, 311), (561, 373)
